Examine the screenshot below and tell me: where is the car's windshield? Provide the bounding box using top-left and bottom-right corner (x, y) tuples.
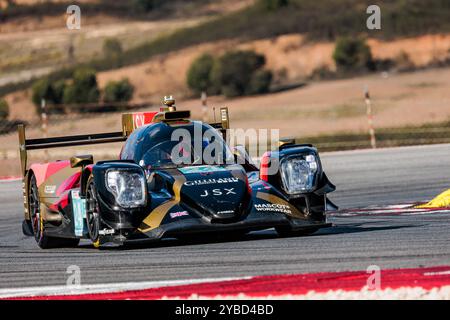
(139, 123), (234, 169)
(141, 140), (188, 168)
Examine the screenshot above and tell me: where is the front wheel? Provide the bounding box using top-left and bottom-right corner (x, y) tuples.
(29, 174), (80, 249)
(86, 175), (101, 248)
(275, 226), (320, 237)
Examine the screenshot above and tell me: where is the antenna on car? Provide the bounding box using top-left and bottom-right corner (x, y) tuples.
(163, 95), (176, 112)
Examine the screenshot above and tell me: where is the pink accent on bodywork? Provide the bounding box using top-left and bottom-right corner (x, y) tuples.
(50, 164), (93, 210)
(56, 172), (81, 196)
(45, 161), (71, 181)
(30, 161), (71, 186)
(30, 163), (49, 187)
(49, 191), (70, 211)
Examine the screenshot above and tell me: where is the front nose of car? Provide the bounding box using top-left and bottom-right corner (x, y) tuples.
(176, 166), (251, 222)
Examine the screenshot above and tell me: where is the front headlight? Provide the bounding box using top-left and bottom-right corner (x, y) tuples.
(106, 169), (146, 208)
(280, 154), (318, 194)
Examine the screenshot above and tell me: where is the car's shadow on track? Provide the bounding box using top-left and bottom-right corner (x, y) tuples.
(77, 222), (420, 251)
(315, 223), (419, 236)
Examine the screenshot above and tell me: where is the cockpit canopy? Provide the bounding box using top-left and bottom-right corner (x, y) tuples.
(121, 121), (234, 169)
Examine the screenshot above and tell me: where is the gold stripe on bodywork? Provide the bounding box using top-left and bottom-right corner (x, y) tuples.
(171, 173), (186, 202)
(256, 191), (306, 219)
(138, 200), (176, 233)
(138, 173), (186, 233)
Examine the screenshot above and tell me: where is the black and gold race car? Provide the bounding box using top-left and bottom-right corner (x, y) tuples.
(19, 97), (336, 248)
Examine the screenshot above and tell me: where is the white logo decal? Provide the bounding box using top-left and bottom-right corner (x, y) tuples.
(184, 177), (239, 186)
(254, 203), (292, 214)
(44, 185), (56, 194)
(218, 210), (234, 215)
(170, 211), (189, 219)
(134, 114), (145, 128)
(200, 188), (236, 197)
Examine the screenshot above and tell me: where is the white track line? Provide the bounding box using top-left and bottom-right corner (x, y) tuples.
(0, 276), (252, 299)
(0, 177), (21, 182)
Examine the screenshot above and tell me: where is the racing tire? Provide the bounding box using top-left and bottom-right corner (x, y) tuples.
(275, 226), (320, 237)
(28, 174), (80, 249)
(86, 175), (101, 247)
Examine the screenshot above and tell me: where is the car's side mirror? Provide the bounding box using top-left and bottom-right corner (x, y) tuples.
(70, 155), (93, 168)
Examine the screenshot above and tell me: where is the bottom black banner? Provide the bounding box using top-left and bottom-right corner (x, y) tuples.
(0, 300), (441, 319)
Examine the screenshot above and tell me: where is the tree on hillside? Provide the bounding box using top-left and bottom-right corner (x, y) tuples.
(31, 78), (54, 110)
(63, 68), (100, 106)
(133, 0), (163, 13)
(103, 38), (123, 68)
(211, 50), (272, 97)
(186, 54), (217, 95)
(104, 78), (135, 103)
(248, 69), (273, 94)
(259, 0), (289, 11)
(0, 98), (9, 120)
(333, 37), (375, 72)
(31, 78), (67, 114)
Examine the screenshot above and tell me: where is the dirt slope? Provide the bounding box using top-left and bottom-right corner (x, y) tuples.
(94, 33), (450, 103)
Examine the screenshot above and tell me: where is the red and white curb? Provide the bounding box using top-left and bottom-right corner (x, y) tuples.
(2, 266), (449, 300)
(0, 277), (250, 300)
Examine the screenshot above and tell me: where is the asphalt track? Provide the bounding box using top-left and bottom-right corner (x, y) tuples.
(0, 144), (449, 289)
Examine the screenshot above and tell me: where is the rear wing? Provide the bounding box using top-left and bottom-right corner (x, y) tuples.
(18, 125), (126, 176)
(17, 106), (230, 176)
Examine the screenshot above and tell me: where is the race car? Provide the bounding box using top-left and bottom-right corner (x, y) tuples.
(18, 96), (336, 248)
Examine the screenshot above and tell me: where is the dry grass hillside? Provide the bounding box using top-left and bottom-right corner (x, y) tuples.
(3, 66), (450, 145)
(0, 0), (254, 84)
(1, 65), (450, 176)
(95, 33), (450, 103)
(0, 0), (254, 32)
(1, 1), (450, 177)
(5, 32), (450, 122)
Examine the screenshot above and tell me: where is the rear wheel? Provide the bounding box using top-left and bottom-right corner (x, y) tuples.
(86, 175), (101, 248)
(29, 175), (80, 249)
(275, 226), (319, 237)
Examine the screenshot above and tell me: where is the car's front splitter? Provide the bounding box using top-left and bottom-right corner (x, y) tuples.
(100, 215), (331, 246)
